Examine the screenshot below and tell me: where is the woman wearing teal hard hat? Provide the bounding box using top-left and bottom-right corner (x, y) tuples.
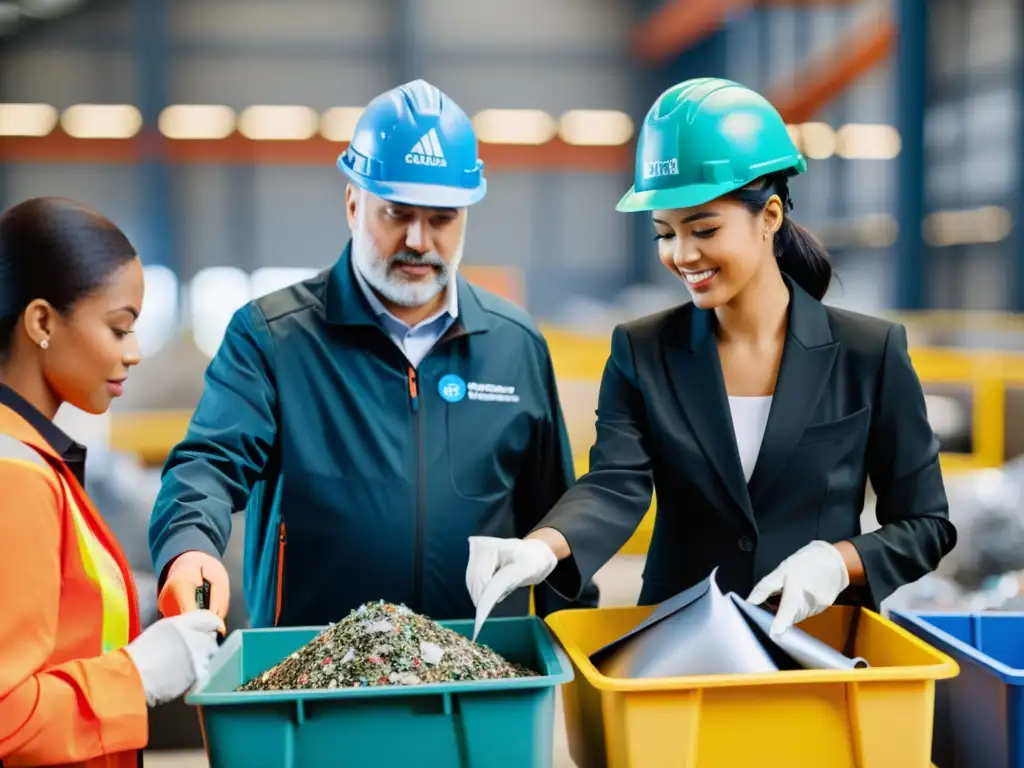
(467, 78), (956, 639)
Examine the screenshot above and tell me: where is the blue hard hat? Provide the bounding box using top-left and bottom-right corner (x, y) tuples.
(338, 79), (487, 208)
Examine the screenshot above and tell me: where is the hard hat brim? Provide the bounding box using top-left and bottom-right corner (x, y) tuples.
(339, 159), (486, 208)
(615, 181), (744, 213)
(616, 155), (807, 213)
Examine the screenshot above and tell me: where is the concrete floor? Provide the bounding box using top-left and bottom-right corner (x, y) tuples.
(143, 555), (646, 768)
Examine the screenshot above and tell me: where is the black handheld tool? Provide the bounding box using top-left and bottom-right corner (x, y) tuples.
(196, 578), (226, 645)
(195, 579), (211, 610)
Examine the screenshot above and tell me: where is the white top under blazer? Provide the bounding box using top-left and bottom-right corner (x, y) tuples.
(727, 395), (773, 483)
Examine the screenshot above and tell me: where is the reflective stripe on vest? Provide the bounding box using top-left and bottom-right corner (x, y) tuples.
(0, 432), (51, 475)
(0, 434), (130, 653)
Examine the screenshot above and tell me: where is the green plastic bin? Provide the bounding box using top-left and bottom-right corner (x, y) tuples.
(186, 616), (572, 768)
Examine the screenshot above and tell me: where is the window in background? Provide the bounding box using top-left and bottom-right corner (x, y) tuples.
(924, 0), (967, 213)
(962, 138), (1017, 202)
(923, 384), (974, 455)
(134, 265), (179, 357)
(189, 267), (251, 358)
(250, 267), (320, 298)
(963, 88), (1017, 146)
(965, 0), (1017, 73)
(1003, 386), (1024, 461)
(927, 0), (964, 87)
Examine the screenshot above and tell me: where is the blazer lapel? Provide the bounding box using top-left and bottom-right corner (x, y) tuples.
(663, 307), (755, 531)
(747, 278), (839, 503)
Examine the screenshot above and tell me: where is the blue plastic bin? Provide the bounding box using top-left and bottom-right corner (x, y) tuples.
(186, 616), (572, 768)
(890, 610), (1024, 768)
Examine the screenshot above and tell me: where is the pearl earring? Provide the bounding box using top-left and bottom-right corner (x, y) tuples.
(39, 339), (49, 350)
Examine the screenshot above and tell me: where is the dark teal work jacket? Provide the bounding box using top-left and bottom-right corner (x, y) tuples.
(148, 244), (598, 627)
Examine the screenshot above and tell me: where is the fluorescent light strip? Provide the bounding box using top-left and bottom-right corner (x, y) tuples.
(559, 110), (634, 146)
(237, 105), (319, 141)
(158, 104), (236, 140)
(473, 109), (558, 145)
(0, 103), (58, 136)
(61, 104), (142, 139)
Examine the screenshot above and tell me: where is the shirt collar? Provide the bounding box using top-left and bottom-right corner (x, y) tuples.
(351, 257), (459, 331)
(0, 384), (88, 484)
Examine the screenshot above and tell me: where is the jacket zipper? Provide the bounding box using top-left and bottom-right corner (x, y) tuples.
(401, 329), (471, 614)
(274, 522), (287, 625)
(408, 366), (425, 609)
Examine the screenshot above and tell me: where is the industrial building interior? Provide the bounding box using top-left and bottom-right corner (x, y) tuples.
(2, 0), (1023, 765)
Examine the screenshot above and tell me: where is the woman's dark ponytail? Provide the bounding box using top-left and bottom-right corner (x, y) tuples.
(731, 172), (833, 300)
(774, 216), (832, 300)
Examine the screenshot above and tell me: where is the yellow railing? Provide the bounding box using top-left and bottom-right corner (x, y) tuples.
(109, 327), (1024, 557)
(906, 346), (1016, 473)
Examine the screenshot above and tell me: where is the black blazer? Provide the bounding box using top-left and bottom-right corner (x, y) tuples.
(539, 277), (957, 610)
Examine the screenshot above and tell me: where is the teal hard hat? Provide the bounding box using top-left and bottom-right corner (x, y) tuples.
(617, 77), (807, 213)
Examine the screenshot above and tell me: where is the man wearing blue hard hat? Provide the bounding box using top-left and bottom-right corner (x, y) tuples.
(147, 79), (599, 628)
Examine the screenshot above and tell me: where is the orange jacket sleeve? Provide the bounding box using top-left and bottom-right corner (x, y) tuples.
(0, 461), (149, 765)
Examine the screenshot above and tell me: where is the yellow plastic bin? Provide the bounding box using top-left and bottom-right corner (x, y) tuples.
(546, 604), (958, 768)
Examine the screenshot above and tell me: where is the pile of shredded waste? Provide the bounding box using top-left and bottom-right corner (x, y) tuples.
(238, 600), (537, 691)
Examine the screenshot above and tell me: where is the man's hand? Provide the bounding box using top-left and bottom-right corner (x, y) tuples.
(747, 540), (850, 640)
(157, 550), (231, 620)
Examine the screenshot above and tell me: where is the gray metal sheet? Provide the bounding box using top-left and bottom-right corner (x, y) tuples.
(730, 594), (868, 670)
(591, 568), (868, 679)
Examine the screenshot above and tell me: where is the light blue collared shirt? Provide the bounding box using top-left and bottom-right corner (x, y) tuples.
(352, 263), (459, 368)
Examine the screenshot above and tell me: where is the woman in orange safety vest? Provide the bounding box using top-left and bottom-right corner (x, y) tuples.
(0, 197), (224, 768)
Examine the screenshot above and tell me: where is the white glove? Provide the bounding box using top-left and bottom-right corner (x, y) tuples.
(747, 540), (850, 640)
(125, 609), (223, 707)
(466, 536), (558, 640)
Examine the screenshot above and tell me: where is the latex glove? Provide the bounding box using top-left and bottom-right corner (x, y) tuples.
(466, 536), (558, 640)
(125, 610), (225, 707)
(747, 540), (850, 640)
(158, 550), (231, 620)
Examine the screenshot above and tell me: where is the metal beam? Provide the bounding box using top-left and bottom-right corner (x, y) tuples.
(1, 33), (626, 69)
(893, 0), (927, 310)
(0, 51), (5, 208)
(758, 0), (861, 5)
(135, 0), (176, 272)
(768, 14), (895, 124)
(0, 0), (111, 53)
(622, 0), (660, 286)
(0, 132), (633, 171)
(1013, 2), (1024, 310)
(631, 0), (756, 67)
(394, 0), (419, 81)
(927, 59), (1015, 105)
(822, 6), (845, 224)
(529, 172), (566, 316)
(230, 165), (256, 274)
(629, 0), (861, 67)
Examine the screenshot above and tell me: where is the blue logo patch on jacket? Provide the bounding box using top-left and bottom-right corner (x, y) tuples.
(438, 374), (466, 403)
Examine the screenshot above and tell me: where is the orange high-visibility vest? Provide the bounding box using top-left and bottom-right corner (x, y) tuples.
(0, 403), (148, 767)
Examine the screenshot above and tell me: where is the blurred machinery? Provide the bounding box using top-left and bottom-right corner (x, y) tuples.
(885, 460), (1024, 614)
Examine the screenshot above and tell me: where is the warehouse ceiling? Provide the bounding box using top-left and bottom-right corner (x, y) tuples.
(0, 0), (87, 38)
